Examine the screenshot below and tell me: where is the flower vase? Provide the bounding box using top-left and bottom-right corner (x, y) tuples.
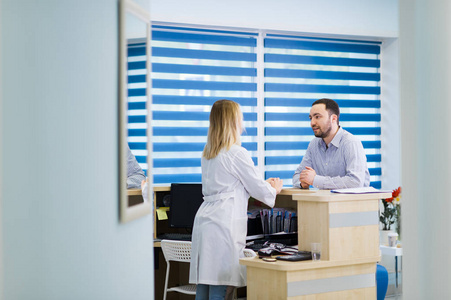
(379, 229), (393, 246)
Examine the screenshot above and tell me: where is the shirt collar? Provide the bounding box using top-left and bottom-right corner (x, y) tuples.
(319, 126), (343, 149)
(329, 126), (343, 148)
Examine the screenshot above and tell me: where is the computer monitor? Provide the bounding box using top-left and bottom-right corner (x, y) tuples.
(169, 183), (204, 229)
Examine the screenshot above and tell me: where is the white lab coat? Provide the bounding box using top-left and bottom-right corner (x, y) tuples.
(189, 145), (276, 287)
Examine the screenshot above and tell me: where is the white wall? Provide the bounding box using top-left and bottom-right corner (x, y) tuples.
(0, 1), (154, 299)
(381, 38), (401, 189)
(151, 0), (398, 39)
(0, 0), (3, 295)
(400, 0), (451, 298)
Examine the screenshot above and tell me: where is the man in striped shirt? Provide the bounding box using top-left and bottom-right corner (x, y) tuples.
(292, 98), (370, 190)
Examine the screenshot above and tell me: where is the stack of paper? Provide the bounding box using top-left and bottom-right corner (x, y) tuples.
(331, 187), (392, 194)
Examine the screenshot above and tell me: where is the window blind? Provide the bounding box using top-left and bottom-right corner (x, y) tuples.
(127, 40), (149, 175)
(263, 34), (382, 188)
(148, 25), (258, 184)
(128, 24), (383, 188)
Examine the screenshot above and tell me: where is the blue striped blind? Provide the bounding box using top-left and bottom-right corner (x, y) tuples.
(127, 40), (149, 176)
(128, 25), (382, 188)
(264, 34), (382, 188)
(141, 25), (258, 184)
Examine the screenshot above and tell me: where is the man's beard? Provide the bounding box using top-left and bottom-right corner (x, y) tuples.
(313, 121), (332, 139)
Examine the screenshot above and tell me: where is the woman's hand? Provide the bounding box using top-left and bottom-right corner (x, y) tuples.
(266, 177), (283, 194)
(141, 179), (147, 190)
(141, 179), (149, 202)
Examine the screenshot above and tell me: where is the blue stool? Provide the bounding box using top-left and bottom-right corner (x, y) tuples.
(376, 264), (388, 300)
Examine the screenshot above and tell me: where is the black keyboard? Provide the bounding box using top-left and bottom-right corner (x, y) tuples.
(157, 233), (192, 241)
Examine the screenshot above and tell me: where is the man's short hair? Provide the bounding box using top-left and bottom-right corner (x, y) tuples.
(312, 98), (340, 124)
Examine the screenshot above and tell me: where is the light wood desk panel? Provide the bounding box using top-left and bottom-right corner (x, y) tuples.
(244, 257), (378, 300)
(241, 189), (391, 300)
(294, 190), (390, 261)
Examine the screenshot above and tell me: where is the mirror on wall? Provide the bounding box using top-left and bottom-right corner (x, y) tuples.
(119, 0), (152, 223)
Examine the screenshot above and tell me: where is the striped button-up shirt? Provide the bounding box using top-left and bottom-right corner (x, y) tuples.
(292, 127), (370, 189)
(127, 146), (146, 189)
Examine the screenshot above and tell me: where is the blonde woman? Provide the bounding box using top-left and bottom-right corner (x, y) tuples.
(189, 100), (283, 300)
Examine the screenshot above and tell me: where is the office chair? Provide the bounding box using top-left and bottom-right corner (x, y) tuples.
(161, 240), (197, 300)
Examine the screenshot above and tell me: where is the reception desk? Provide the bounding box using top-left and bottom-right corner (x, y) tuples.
(240, 189), (391, 300)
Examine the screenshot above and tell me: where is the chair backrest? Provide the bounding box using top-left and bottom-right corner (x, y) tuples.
(243, 248), (257, 258)
(161, 240), (192, 263)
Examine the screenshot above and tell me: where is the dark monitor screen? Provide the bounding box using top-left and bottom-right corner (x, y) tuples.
(169, 183), (204, 229)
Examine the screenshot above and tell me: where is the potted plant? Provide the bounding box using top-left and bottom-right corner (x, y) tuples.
(380, 187), (401, 244)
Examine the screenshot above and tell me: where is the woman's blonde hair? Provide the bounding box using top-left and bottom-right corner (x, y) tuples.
(203, 99), (243, 160)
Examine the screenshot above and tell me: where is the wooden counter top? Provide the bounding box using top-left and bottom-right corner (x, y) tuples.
(240, 255), (381, 272)
(291, 189), (392, 202)
(127, 188), (142, 196)
(153, 185), (170, 192)
(127, 185), (171, 196)
(278, 188), (316, 195)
